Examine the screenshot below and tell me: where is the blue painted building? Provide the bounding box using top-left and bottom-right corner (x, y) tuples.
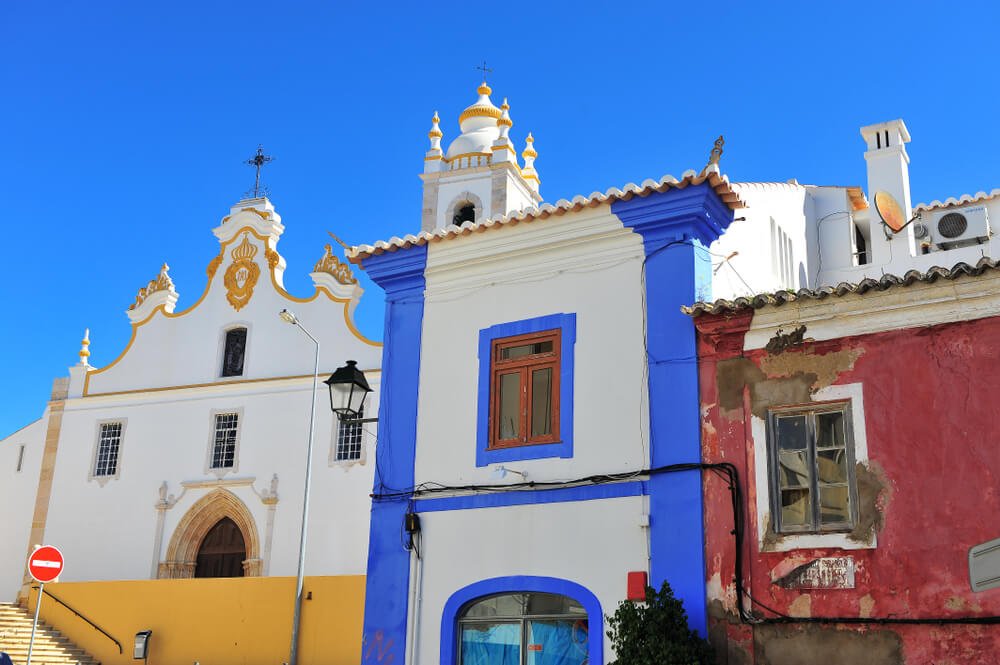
(348, 81), (740, 664)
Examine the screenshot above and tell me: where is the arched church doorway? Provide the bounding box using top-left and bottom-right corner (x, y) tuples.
(195, 517), (246, 578)
(159, 489), (263, 579)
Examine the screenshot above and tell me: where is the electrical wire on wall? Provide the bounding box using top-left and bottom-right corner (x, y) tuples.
(369, 224), (1000, 632)
(373, 460), (1000, 627)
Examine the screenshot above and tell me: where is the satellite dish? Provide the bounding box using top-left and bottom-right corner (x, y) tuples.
(874, 190), (907, 233)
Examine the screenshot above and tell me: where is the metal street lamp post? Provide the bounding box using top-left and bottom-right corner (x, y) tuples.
(278, 309), (319, 665)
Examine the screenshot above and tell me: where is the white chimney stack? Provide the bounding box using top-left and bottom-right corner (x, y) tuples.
(860, 119), (912, 220)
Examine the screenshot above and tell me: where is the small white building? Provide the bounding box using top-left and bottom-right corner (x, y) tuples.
(708, 119), (1000, 299)
(0, 196), (382, 599)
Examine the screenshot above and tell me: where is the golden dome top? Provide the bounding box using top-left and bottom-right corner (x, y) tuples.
(458, 81), (502, 125)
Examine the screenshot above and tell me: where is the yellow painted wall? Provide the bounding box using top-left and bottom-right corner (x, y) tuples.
(28, 576), (365, 665)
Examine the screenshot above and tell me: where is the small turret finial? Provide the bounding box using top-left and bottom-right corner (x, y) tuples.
(78, 328), (91, 364)
(428, 111), (443, 151)
(497, 97), (513, 138)
(522, 133), (538, 159)
(521, 133), (540, 192)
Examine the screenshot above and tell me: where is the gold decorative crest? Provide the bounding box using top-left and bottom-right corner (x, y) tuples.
(266, 248), (280, 269)
(207, 253), (223, 279)
(130, 264), (174, 311)
(223, 234), (261, 311)
(313, 244), (357, 285)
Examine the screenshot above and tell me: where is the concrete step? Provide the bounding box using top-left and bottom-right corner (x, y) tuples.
(0, 602), (100, 665)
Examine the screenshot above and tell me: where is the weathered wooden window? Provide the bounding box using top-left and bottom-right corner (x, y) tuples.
(489, 330), (560, 449)
(767, 403), (857, 533)
(222, 327), (247, 377)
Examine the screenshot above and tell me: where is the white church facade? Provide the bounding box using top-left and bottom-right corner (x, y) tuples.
(0, 196), (382, 601)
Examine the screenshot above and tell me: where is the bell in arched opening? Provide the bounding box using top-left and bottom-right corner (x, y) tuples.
(453, 202), (476, 226)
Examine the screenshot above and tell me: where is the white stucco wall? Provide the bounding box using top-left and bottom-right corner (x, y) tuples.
(712, 182), (816, 299)
(416, 205), (650, 487)
(408, 204), (652, 663)
(0, 417), (46, 599)
(414, 497), (648, 664)
(44, 374), (379, 582)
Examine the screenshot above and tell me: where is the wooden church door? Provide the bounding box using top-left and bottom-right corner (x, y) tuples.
(195, 517), (247, 578)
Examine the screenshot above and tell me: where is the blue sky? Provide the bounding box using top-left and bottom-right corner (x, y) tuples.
(2, 0), (999, 436)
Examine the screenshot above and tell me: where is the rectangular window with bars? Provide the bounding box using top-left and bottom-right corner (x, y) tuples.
(767, 403), (857, 534)
(94, 422), (123, 478)
(211, 413), (239, 469)
(334, 408), (364, 462)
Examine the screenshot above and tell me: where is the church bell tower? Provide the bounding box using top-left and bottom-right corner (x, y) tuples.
(420, 81), (542, 232)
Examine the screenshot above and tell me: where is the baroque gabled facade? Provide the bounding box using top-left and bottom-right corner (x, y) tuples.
(0, 196), (381, 597)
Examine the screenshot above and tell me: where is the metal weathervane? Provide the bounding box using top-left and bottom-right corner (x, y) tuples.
(475, 60), (493, 82)
(245, 145), (274, 199)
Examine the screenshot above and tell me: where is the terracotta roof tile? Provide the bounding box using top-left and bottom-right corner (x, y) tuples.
(348, 167), (743, 263)
(683, 257), (1000, 316)
(915, 189), (1000, 212)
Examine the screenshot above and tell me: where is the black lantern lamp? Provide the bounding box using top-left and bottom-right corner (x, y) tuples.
(324, 360), (374, 422)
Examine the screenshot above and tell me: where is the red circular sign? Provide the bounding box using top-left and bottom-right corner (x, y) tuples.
(27, 546), (64, 583)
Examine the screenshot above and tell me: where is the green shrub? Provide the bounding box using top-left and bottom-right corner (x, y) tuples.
(606, 581), (715, 665)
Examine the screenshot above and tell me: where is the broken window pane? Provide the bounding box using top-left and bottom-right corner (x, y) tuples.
(817, 449), (848, 484)
(781, 488), (811, 527)
(816, 411), (845, 448)
(819, 485), (851, 525)
(778, 451), (810, 488)
(776, 415), (807, 450)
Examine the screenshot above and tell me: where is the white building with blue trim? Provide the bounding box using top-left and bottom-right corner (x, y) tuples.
(348, 81), (744, 665)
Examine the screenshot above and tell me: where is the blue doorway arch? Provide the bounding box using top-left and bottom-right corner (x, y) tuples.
(441, 576), (603, 665)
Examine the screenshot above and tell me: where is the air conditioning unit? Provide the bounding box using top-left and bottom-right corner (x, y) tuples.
(930, 205), (991, 250)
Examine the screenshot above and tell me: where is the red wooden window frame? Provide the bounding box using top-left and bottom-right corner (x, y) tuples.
(488, 329), (561, 449)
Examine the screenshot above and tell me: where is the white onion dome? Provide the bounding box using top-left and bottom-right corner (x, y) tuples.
(445, 81), (502, 159)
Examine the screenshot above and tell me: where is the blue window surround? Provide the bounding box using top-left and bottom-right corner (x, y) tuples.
(476, 313), (576, 467)
(441, 576), (603, 665)
(358, 245), (427, 665)
(611, 183), (734, 639)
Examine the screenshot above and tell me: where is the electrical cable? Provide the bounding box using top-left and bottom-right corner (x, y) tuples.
(372, 460), (1000, 627)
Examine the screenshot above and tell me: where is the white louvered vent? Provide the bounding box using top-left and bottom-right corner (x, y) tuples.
(970, 536), (1000, 592)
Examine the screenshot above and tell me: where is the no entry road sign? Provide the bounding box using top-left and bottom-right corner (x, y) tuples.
(27, 546), (64, 584)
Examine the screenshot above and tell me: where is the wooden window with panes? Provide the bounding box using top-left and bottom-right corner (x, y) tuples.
(767, 403), (857, 533)
(489, 330), (561, 449)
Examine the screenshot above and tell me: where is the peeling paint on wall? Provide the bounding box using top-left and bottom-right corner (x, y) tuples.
(850, 460), (891, 543)
(753, 624), (903, 665)
(698, 310), (1000, 663)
